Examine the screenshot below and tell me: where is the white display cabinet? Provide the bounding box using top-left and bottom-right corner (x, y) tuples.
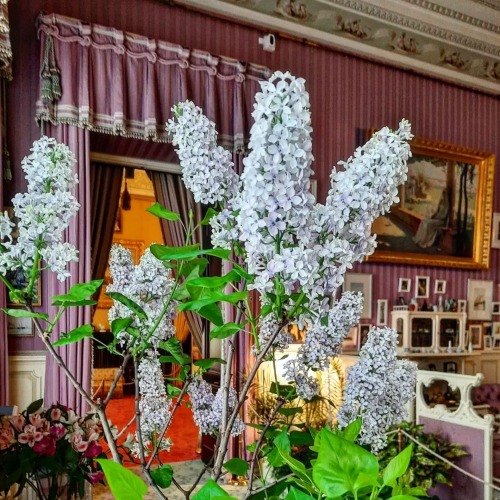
(391, 308), (467, 355)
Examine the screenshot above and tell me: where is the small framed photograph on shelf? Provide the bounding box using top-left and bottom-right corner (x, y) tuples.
(344, 273), (372, 319)
(415, 276), (430, 298)
(358, 324), (372, 349)
(443, 361), (458, 373)
(469, 324), (484, 350)
(434, 279), (446, 294)
(468, 279), (493, 320)
(458, 299), (467, 313)
(7, 315), (33, 336)
(376, 299), (388, 326)
(492, 302), (500, 315)
(492, 322), (500, 337)
(398, 278), (411, 293)
(343, 326), (358, 352)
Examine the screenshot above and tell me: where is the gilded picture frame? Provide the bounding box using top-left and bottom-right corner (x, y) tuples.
(366, 133), (495, 269)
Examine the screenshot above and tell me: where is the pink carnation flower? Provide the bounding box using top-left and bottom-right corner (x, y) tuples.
(49, 423), (66, 441)
(88, 471), (104, 485)
(33, 436), (56, 457)
(83, 440), (102, 458)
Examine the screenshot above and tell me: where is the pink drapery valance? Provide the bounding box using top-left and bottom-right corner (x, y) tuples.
(36, 13), (270, 151)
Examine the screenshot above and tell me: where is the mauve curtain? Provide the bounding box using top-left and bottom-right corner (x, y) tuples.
(0, 0), (11, 404)
(36, 13), (270, 153)
(151, 172), (204, 353)
(44, 123), (92, 415)
(90, 163), (123, 281)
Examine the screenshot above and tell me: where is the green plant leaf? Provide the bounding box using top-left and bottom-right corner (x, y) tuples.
(53, 324), (94, 347)
(192, 479), (232, 500)
(52, 279), (104, 305)
(338, 418), (362, 442)
(289, 430), (314, 446)
(111, 317), (134, 336)
(209, 323), (242, 340)
(223, 458), (248, 476)
(188, 271), (239, 289)
(167, 385), (182, 398)
(383, 444), (414, 487)
(198, 303), (224, 326)
(2, 308), (49, 321)
(179, 291), (247, 312)
(389, 496), (420, 499)
(194, 358), (226, 370)
(95, 459), (147, 499)
(277, 449), (314, 486)
(160, 337), (189, 365)
(312, 428), (379, 498)
(277, 407), (303, 417)
(26, 398), (43, 414)
(147, 202), (181, 221)
(274, 429), (291, 454)
(150, 463), (174, 488)
(285, 486), (316, 500)
(106, 292), (147, 320)
(200, 207), (218, 226)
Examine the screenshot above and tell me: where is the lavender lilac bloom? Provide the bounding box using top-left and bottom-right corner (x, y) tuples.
(336, 327), (417, 451)
(0, 136), (79, 282)
(168, 70), (414, 445)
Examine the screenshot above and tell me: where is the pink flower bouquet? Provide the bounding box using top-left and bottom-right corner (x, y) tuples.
(0, 399), (105, 499)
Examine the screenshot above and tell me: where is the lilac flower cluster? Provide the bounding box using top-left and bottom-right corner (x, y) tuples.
(336, 327), (417, 451)
(187, 377), (244, 436)
(167, 101), (240, 206)
(283, 292), (362, 399)
(134, 357), (173, 457)
(0, 137), (79, 281)
(107, 245), (176, 348)
(252, 313), (293, 356)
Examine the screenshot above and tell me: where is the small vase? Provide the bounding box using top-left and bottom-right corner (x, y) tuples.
(21, 474), (93, 500)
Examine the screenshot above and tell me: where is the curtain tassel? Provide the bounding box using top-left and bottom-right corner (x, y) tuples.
(40, 34), (62, 103)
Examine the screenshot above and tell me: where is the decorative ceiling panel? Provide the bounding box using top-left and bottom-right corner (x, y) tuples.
(173, 0), (500, 94)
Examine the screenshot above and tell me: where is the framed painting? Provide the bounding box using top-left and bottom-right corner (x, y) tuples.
(343, 273), (372, 319)
(7, 315), (34, 336)
(467, 279), (493, 320)
(469, 324), (483, 350)
(343, 326), (358, 352)
(398, 278), (411, 293)
(366, 133), (495, 269)
(97, 239), (145, 308)
(376, 299), (388, 326)
(415, 276), (430, 299)
(358, 324), (372, 349)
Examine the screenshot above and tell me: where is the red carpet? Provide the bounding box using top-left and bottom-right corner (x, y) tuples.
(104, 396), (200, 464)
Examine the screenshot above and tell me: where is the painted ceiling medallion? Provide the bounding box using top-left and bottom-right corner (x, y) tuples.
(174, 0), (500, 94)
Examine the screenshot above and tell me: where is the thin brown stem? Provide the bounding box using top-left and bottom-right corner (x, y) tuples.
(116, 414), (137, 439)
(186, 456), (214, 496)
(212, 319), (288, 479)
(246, 397), (285, 495)
(103, 353), (132, 406)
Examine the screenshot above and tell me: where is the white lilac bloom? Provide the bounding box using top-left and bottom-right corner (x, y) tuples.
(283, 292), (362, 399)
(252, 312), (293, 355)
(107, 245), (176, 349)
(167, 101), (240, 206)
(0, 137), (79, 281)
(187, 376), (244, 437)
(237, 71), (315, 291)
(135, 357), (173, 457)
(336, 327), (417, 451)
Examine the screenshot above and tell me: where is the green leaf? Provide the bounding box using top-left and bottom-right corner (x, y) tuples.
(2, 308), (49, 321)
(192, 479), (231, 500)
(204, 248), (231, 260)
(26, 398), (43, 414)
(150, 463), (174, 488)
(285, 486), (316, 500)
(167, 385), (182, 398)
(289, 430), (314, 446)
(277, 449), (314, 486)
(106, 292), (148, 320)
(150, 244), (201, 261)
(147, 202), (181, 222)
(209, 323), (242, 340)
(53, 324), (94, 347)
(194, 358), (226, 370)
(200, 208), (218, 226)
(52, 280), (104, 305)
(312, 429), (379, 498)
(339, 418), (362, 442)
(179, 291), (247, 312)
(160, 337), (189, 365)
(223, 458), (248, 476)
(52, 299), (97, 307)
(389, 496), (420, 500)
(95, 459), (148, 499)
(274, 429), (291, 454)
(111, 317), (134, 336)
(383, 444), (414, 487)
(198, 303), (224, 326)
(188, 271), (239, 289)
(231, 263), (253, 282)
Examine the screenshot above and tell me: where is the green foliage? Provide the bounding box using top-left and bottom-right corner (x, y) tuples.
(150, 464), (174, 488)
(223, 458), (249, 476)
(2, 308), (49, 321)
(377, 421), (468, 491)
(53, 324), (94, 346)
(95, 459), (148, 499)
(192, 479), (233, 500)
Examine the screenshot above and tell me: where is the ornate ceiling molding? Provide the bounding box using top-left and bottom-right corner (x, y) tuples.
(174, 0), (500, 95)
